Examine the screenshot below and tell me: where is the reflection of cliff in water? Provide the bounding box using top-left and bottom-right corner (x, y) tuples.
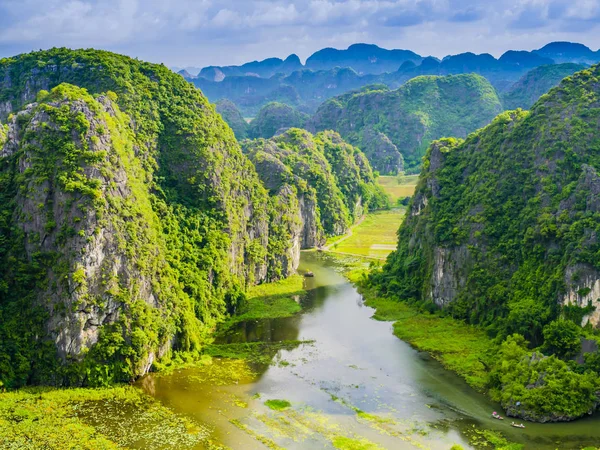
(215, 275), (337, 345)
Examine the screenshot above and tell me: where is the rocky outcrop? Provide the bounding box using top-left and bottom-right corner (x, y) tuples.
(0, 49), (306, 388)
(244, 129), (387, 252)
(378, 62), (600, 333)
(361, 127), (404, 174)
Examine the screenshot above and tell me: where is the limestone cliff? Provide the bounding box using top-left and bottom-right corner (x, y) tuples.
(0, 49), (299, 388)
(377, 64), (600, 333)
(244, 129), (388, 253)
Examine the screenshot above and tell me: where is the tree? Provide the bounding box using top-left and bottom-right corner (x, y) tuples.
(542, 320), (582, 359)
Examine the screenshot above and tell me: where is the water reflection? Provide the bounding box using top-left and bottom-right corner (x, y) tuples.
(140, 252), (600, 450)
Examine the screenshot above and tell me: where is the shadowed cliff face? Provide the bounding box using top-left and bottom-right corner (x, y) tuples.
(378, 63), (600, 332)
(0, 49), (305, 388)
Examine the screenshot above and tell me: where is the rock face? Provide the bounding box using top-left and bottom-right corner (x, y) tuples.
(308, 75), (503, 173)
(243, 129), (388, 253)
(0, 49), (303, 388)
(377, 63), (600, 331)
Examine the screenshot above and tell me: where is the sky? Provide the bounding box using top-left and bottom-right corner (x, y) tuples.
(0, 0), (599, 69)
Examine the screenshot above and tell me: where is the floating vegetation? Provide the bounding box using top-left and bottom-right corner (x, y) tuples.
(229, 418), (284, 450)
(185, 358), (257, 386)
(332, 435), (385, 450)
(0, 386), (216, 449)
(465, 426), (524, 450)
(265, 399), (292, 411)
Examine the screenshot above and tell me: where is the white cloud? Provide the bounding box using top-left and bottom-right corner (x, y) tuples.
(0, 0), (598, 66)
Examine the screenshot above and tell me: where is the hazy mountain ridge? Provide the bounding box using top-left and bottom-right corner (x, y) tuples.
(184, 41), (599, 116)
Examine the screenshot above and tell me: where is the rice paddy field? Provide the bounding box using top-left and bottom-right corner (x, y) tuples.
(377, 175), (419, 204)
(325, 175), (418, 259)
(327, 210), (404, 259)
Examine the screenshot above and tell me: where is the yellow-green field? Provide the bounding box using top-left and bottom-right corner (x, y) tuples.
(378, 175), (419, 203)
(328, 209), (404, 259)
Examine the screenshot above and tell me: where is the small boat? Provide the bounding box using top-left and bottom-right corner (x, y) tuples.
(510, 422), (525, 428)
(304, 271), (314, 278)
(492, 414), (504, 420)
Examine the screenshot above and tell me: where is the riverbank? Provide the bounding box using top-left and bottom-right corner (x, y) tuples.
(341, 258), (600, 430)
(328, 258), (496, 393)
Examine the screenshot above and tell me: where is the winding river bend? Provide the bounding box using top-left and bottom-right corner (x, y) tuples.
(139, 252), (600, 449)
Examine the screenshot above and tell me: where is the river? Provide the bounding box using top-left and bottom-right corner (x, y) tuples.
(138, 252), (600, 449)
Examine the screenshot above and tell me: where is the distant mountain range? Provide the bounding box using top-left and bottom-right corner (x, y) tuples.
(179, 41), (600, 116)
(183, 41), (599, 81)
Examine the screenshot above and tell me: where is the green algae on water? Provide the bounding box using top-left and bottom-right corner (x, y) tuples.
(265, 399), (292, 410)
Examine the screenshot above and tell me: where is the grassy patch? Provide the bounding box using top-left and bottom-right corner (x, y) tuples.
(219, 275), (305, 332)
(363, 289), (495, 391)
(0, 386), (211, 449)
(377, 175), (419, 204)
(329, 210), (404, 259)
(264, 399), (292, 410)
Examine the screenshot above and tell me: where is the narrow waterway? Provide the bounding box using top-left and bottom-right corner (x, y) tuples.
(139, 252), (600, 449)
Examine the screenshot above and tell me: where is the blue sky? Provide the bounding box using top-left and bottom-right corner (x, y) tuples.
(0, 0), (599, 67)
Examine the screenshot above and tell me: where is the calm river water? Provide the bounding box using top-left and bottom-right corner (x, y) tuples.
(138, 252), (600, 449)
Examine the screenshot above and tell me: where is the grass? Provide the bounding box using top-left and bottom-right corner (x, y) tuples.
(329, 209), (404, 259)
(264, 399), (291, 410)
(219, 274), (305, 332)
(377, 175), (419, 204)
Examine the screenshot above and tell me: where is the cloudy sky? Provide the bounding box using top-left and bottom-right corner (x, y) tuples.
(0, 0), (599, 68)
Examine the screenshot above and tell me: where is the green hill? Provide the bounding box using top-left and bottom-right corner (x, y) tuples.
(248, 102), (309, 139)
(0, 48), (300, 388)
(373, 64), (600, 421)
(308, 74), (503, 174)
(243, 129), (388, 247)
(215, 99), (248, 140)
(502, 63), (586, 110)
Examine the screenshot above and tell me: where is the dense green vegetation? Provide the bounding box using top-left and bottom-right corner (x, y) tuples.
(244, 128), (388, 239)
(309, 75), (503, 173)
(0, 48), (300, 389)
(248, 102), (309, 139)
(372, 63), (600, 421)
(502, 63), (586, 110)
(215, 99), (248, 140)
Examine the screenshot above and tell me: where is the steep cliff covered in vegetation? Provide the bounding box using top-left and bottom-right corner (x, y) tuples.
(373, 64), (600, 421)
(243, 129), (387, 254)
(308, 75), (503, 173)
(248, 102), (309, 139)
(0, 48), (299, 388)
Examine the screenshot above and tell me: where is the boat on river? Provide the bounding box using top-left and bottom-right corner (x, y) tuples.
(304, 271), (314, 277)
